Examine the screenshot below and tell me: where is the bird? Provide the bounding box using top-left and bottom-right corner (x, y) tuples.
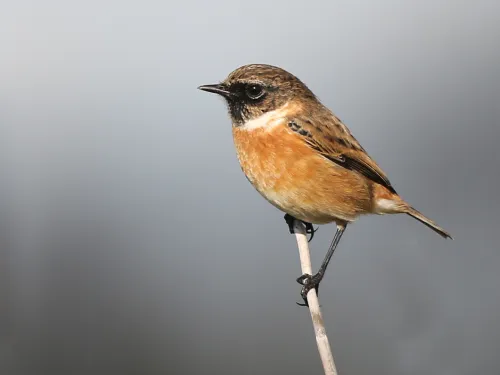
(198, 64), (452, 304)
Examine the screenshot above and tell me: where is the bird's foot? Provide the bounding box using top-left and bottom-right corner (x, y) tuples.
(284, 214), (318, 242)
(295, 272), (323, 307)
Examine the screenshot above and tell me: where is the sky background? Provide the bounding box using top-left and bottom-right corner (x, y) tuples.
(1, 1), (499, 374)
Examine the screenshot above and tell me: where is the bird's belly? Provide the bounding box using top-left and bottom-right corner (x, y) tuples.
(232, 126), (372, 224)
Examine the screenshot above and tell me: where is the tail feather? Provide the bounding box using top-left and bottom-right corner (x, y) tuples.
(406, 207), (452, 239)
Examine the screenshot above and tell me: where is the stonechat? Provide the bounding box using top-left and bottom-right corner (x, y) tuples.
(199, 64), (451, 303)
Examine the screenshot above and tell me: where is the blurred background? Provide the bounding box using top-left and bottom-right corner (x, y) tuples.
(1, 1), (499, 374)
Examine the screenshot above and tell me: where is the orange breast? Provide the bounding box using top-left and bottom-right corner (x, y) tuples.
(232, 124), (373, 224)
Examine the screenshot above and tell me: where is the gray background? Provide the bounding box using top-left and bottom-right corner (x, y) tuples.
(1, 1), (499, 374)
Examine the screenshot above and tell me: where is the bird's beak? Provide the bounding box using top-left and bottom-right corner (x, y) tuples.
(197, 83), (232, 99)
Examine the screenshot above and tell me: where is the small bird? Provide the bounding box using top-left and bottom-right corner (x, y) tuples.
(199, 64), (451, 303)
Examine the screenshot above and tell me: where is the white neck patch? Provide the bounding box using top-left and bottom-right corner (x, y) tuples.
(238, 103), (289, 131)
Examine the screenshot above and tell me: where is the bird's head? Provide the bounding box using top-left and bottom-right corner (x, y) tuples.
(198, 64), (317, 126)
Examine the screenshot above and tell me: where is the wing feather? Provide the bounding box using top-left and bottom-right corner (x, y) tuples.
(287, 115), (397, 194)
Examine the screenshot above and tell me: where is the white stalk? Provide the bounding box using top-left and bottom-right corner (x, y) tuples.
(293, 220), (338, 375)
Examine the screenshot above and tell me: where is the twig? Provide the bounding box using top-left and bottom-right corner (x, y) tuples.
(293, 220), (338, 375)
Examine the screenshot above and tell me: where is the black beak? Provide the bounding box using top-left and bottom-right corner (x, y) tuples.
(198, 83), (232, 99)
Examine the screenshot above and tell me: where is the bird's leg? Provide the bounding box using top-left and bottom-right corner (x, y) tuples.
(284, 214), (318, 242)
(296, 223), (347, 306)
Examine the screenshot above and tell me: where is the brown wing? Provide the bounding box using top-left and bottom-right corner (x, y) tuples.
(287, 114), (397, 194)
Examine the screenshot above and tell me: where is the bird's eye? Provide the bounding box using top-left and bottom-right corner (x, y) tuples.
(245, 84), (265, 100)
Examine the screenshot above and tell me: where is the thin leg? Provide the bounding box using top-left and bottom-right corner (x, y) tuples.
(284, 213), (318, 242)
(296, 223), (347, 306)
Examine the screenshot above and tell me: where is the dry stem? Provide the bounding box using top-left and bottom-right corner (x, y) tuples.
(293, 220), (338, 375)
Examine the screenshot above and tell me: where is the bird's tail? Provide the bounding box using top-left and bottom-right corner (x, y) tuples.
(406, 206), (452, 239)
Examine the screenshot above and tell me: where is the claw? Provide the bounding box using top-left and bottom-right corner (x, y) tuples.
(284, 214), (319, 242)
(296, 273), (322, 307)
(304, 223), (319, 242)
